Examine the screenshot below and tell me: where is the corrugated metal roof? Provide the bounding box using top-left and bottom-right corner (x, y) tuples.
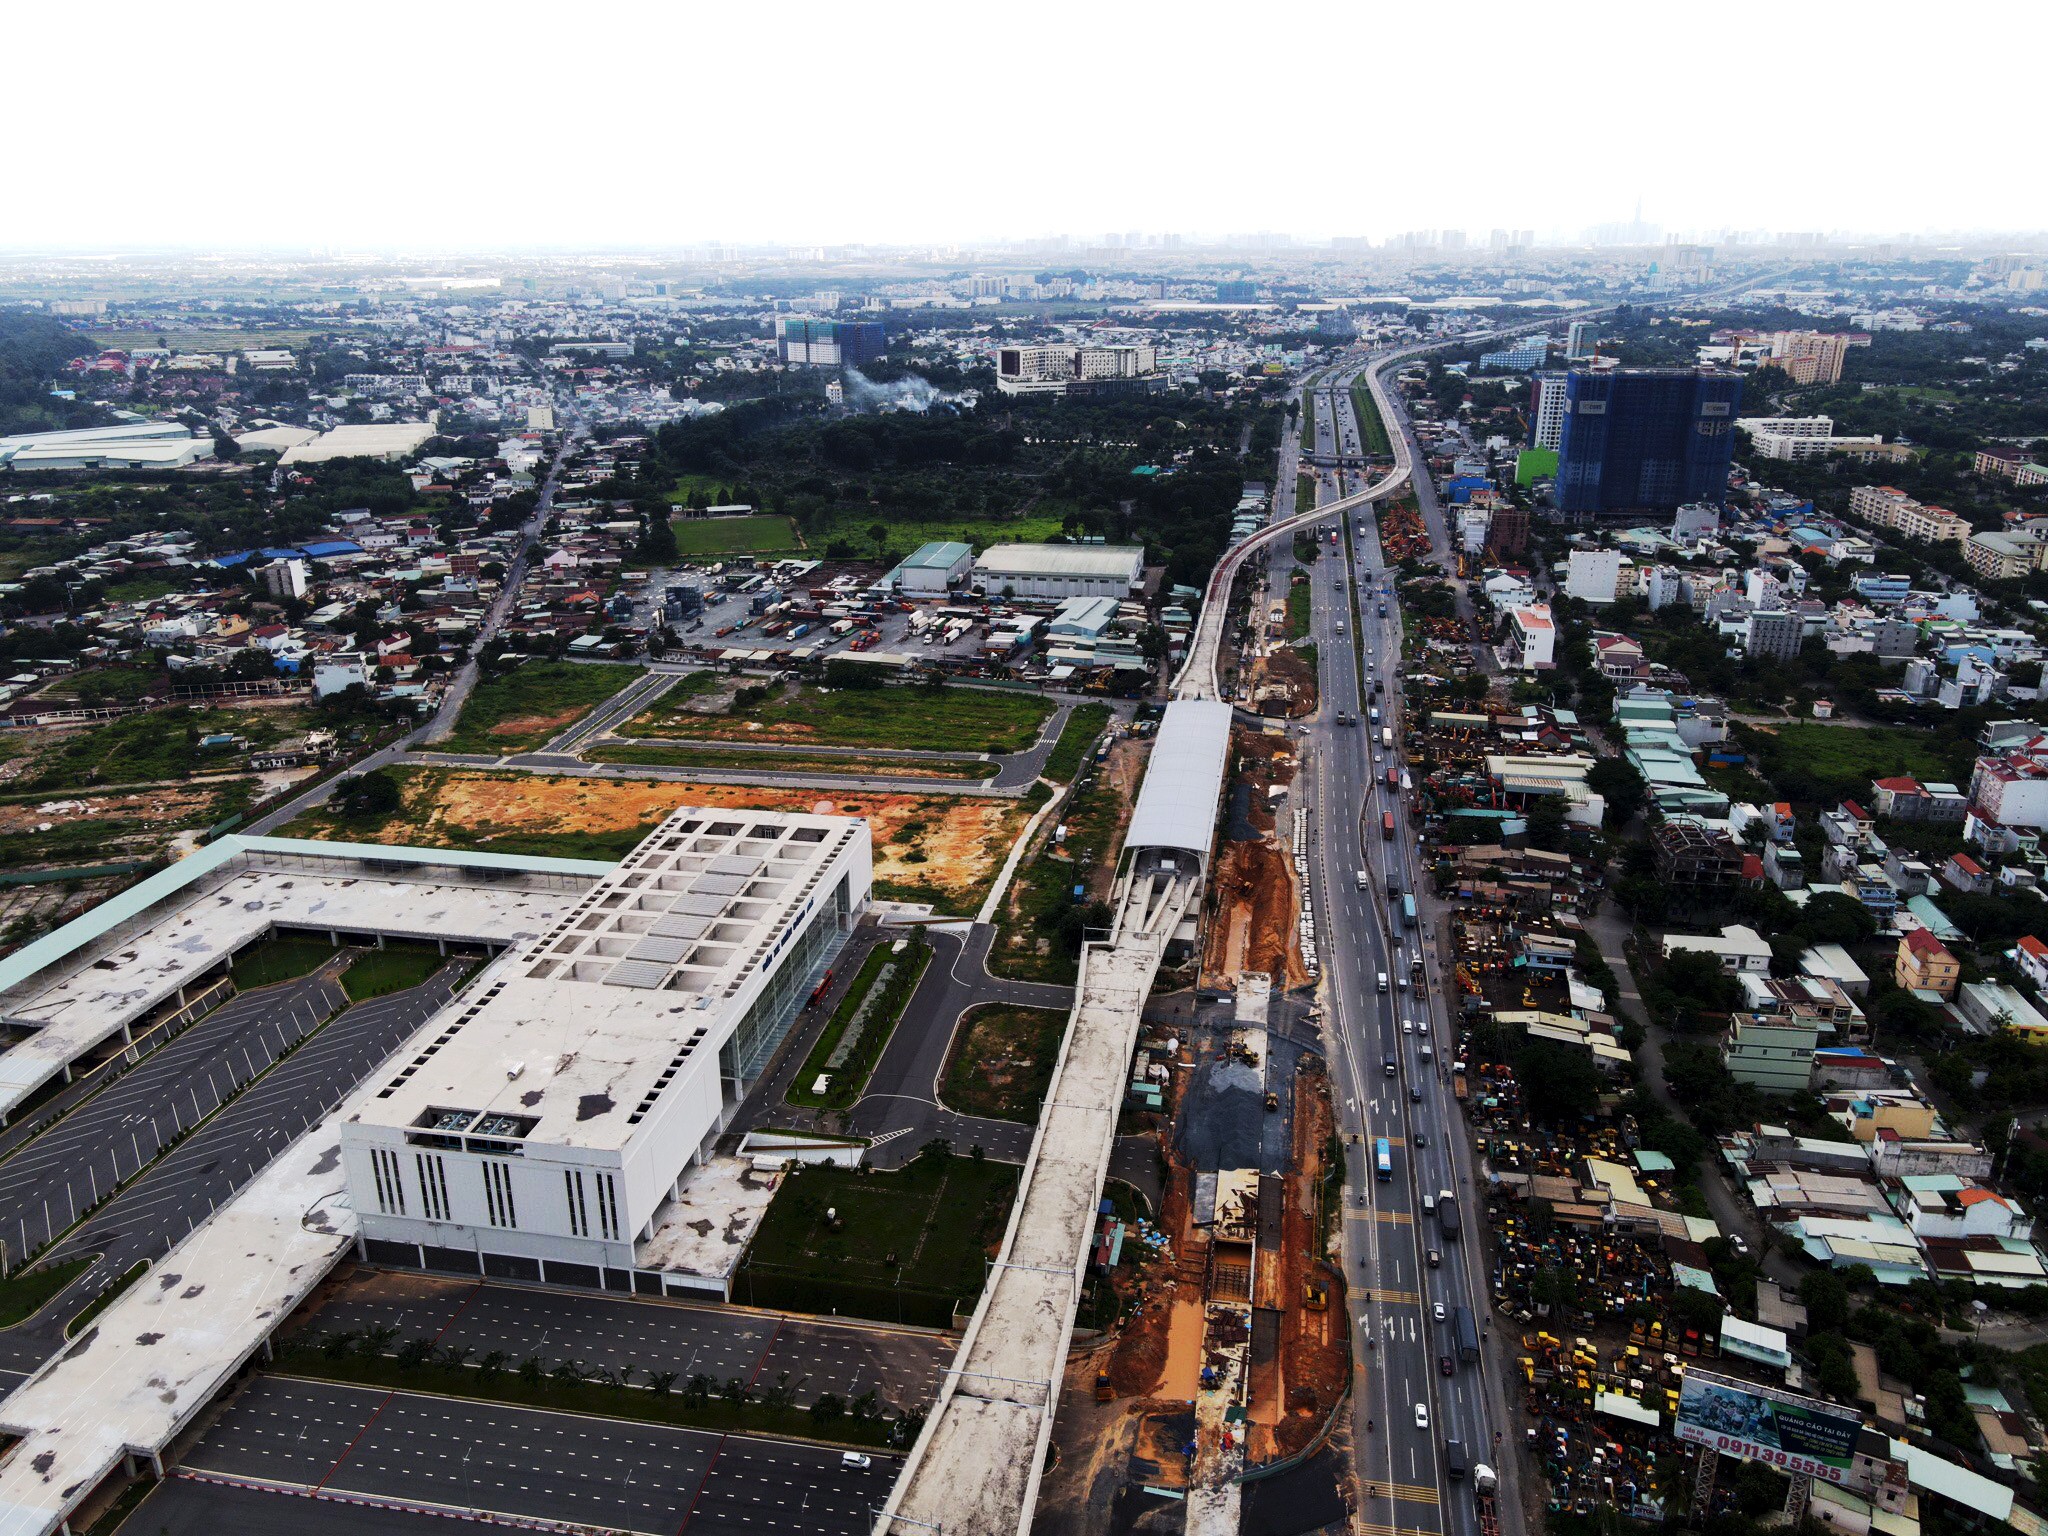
(973, 544), (1144, 578)
(1124, 699), (1233, 857)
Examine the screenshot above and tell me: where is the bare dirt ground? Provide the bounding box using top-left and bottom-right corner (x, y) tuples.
(486, 705), (588, 740)
(1201, 729), (1306, 989)
(394, 770), (1029, 906)
(0, 782), (220, 834)
(1273, 1071), (1347, 1460)
(1250, 646), (1318, 718)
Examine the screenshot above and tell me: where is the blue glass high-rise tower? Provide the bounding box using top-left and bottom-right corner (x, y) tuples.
(1553, 368), (1744, 516)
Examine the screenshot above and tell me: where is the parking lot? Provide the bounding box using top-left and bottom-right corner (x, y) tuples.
(0, 964), (470, 1378)
(183, 1377), (898, 1536)
(305, 1270), (951, 1412)
(0, 969), (346, 1267)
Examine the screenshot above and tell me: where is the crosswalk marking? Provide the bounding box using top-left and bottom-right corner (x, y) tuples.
(1385, 1481), (1442, 1505)
(1352, 1519), (1443, 1536)
(1362, 1288), (1420, 1305)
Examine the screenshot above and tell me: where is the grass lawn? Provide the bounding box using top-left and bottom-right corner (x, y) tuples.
(669, 513), (801, 556)
(1743, 722), (1965, 804)
(941, 1004), (1068, 1123)
(1042, 703), (1112, 784)
(586, 743), (997, 780)
(786, 937), (931, 1109)
(231, 936), (338, 990)
(633, 682), (1053, 755)
(342, 943), (450, 1002)
(1300, 390), (1315, 451)
(1349, 379), (1391, 456)
(0, 1257), (91, 1328)
(990, 755), (1128, 984)
(440, 660), (644, 755)
(1286, 576), (1311, 640)
(739, 1146), (1017, 1326)
(1296, 473), (1317, 518)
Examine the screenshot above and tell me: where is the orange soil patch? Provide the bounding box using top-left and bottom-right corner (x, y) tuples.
(375, 770), (1027, 905)
(1273, 1073), (1348, 1458)
(1249, 646), (1317, 719)
(1201, 731), (1306, 989)
(486, 706), (589, 739)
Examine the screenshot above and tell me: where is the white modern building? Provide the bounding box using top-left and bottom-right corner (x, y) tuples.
(343, 804), (870, 1286)
(1530, 371), (1568, 451)
(994, 344), (1156, 396)
(1565, 547), (1624, 605)
(973, 543), (1146, 599)
(890, 540), (974, 594)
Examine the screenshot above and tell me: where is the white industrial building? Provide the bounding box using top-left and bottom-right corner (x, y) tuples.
(889, 539), (973, 594)
(344, 804), (870, 1287)
(994, 344), (1156, 397)
(973, 543), (1145, 599)
(279, 422), (437, 465)
(0, 422), (214, 471)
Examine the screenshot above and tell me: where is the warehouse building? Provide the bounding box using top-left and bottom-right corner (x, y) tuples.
(973, 543), (1145, 599)
(343, 804), (871, 1288)
(0, 421), (214, 470)
(889, 539), (973, 594)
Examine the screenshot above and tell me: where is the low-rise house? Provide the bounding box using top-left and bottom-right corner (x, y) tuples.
(1894, 928), (1960, 999)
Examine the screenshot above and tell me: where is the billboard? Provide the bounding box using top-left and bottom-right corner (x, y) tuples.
(1675, 1369), (1863, 1486)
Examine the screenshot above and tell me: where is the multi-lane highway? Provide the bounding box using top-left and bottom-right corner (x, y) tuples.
(1295, 356), (1525, 1536)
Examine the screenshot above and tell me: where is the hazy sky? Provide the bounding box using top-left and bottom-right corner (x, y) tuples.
(10, 0), (2039, 252)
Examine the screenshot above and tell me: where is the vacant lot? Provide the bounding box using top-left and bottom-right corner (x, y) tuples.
(1741, 722), (1968, 805)
(941, 1004), (1069, 1123)
(8, 704), (317, 793)
(439, 660), (644, 755)
(288, 767), (1030, 912)
(806, 510), (1069, 559)
(669, 513), (801, 555)
(739, 1146), (1017, 1326)
(26, 666), (164, 706)
(586, 743), (997, 780)
(632, 681), (1053, 755)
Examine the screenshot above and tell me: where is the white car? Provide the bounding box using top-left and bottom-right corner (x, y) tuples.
(1402, 1020), (1414, 1035)
(1414, 1404), (1430, 1430)
(1432, 1301), (1447, 1322)
(841, 1451), (872, 1469)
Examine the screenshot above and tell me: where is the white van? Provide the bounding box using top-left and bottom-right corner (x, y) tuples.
(1376, 971), (1389, 993)
(1421, 1192), (1438, 1214)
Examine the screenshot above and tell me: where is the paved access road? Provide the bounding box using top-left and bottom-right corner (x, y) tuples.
(0, 968), (346, 1268)
(185, 1376), (898, 1536)
(1303, 354), (1526, 1536)
(308, 1272), (951, 1411)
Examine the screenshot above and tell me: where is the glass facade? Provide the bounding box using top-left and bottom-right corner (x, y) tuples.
(1555, 368), (1744, 516)
(719, 871), (852, 1090)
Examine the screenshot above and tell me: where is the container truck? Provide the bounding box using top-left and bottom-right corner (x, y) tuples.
(1381, 811), (1396, 840)
(1438, 1193), (1461, 1240)
(1452, 1304), (1480, 1362)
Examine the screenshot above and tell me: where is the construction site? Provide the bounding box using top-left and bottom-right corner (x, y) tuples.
(1202, 726), (1310, 990)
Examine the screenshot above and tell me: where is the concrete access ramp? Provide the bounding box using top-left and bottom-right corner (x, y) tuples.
(875, 869), (1193, 1536)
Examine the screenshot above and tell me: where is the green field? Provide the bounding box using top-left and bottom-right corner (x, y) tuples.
(586, 743), (997, 780)
(668, 514), (801, 556)
(803, 510), (1071, 562)
(1743, 722), (1966, 804)
(100, 574), (185, 603)
(0, 1257), (91, 1329)
(1042, 704), (1112, 784)
(231, 936), (338, 990)
(1300, 390), (1316, 452)
(632, 682), (1053, 755)
(439, 660), (644, 755)
(941, 1004), (1068, 1122)
(31, 666), (163, 706)
(786, 938), (931, 1109)
(342, 943), (449, 1002)
(739, 1146), (1018, 1325)
(91, 328), (354, 353)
